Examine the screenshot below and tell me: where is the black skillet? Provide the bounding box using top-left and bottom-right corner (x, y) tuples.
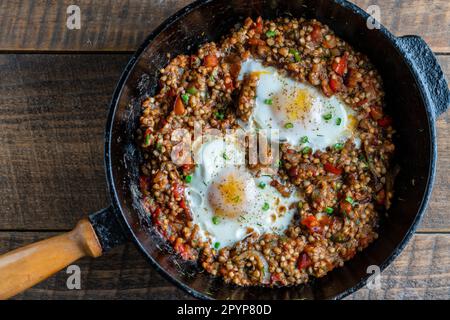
(0, 0), (448, 300)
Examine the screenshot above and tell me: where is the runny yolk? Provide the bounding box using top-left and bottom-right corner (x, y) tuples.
(208, 173), (247, 219)
(273, 88), (312, 122)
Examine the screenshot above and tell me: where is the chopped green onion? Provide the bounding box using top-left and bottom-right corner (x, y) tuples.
(284, 122), (294, 129)
(222, 152), (229, 160)
(323, 113), (332, 121)
(181, 93), (190, 105)
(289, 49), (301, 62)
(336, 117), (342, 125)
(345, 196), (354, 205)
(334, 143), (344, 151)
(300, 136), (309, 144)
(186, 87), (197, 95)
(326, 207), (334, 214)
(262, 202), (270, 211)
(156, 143), (163, 151)
(264, 98), (273, 105)
(214, 242), (220, 249)
(266, 30), (276, 37)
(212, 216), (220, 225)
(302, 146), (312, 154)
(185, 175), (192, 183)
(258, 182), (266, 189)
(214, 111), (225, 120)
(144, 134), (151, 146)
(298, 201), (303, 209)
(277, 160), (282, 167)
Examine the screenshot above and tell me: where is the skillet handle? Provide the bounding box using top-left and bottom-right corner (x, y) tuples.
(396, 35), (450, 118)
(0, 219), (102, 300)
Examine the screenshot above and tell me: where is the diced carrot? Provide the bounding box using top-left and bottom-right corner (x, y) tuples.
(298, 252), (312, 269)
(324, 163), (342, 175)
(173, 95), (185, 115)
(248, 38), (266, 46)
(203, 54), (218, 67)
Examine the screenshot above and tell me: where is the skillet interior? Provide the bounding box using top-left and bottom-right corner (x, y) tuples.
(107, 0), (434, 299)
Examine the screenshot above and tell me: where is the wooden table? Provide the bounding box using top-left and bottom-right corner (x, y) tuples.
(0, 0), (448, 300)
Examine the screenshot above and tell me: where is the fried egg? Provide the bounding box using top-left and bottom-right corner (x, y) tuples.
(238, 58), (359, 150)
(185, 135), (299, 249)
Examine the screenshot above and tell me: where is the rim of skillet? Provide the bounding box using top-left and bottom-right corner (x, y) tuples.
(104, 0), (437, 300)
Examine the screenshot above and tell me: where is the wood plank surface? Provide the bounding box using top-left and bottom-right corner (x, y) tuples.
(0, 54), (448, 231)
(0, 0), (448, 52)
(0, 232), (445, 300)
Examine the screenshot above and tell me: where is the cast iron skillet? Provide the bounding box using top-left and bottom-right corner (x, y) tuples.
(0, 0), (448, 300)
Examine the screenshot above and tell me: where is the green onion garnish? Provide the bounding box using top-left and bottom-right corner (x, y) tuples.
(326, 207), (334, 214)
(284, 122), (294, 129)
(302, 146), (312, 154)
(222, 152), (229, 160)
(336, 117), (342, 125)
(186, 87), (197, 95)
(258, 182), (266, 189)
(323, 113), (332, 121)
(298, 201), (303, 209)
(156, 143), (163, 151)
(262, 202), (270, 211)
(300, 136), (309, 144)
(212, 216), (220, 225)
(334, 143), (344, 151)
(214, 111), (225, 120)
(214, 242), (220, 249)
(181, 93), (190, 105)
(144, 134), (151, 146)
(345, 196), (354, 205)
(185, 175), (192, 183)
(266, 30), (276, 37)
(264, 98), (273, 105)
(289, 49), (301, 62)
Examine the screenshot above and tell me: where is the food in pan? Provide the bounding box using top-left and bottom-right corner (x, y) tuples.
(137, 17), (395, 286)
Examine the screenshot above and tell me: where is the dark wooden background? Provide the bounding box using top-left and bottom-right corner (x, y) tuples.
(0, 0), (448, 299)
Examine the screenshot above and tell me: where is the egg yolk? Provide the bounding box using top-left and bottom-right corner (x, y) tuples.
(208, 172), (249, 219)
(273, 88), (312, 122)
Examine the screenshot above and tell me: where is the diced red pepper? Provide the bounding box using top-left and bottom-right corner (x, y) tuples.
(332, 53), (348, 76)
(172, 182), (185, 199)
(329, 77), (341, 93)
(270, 273), (282, 284)
(310, 24), (323, 42)
(248, 38), (266, 46)
(340, 200), (352, 214)
(377, 116), (392, 127)
(301, 215), (322, 233)
(324, 163), (342, 175)
(174, 241), (191, 260)
(151, 207), (162, 226)
(254, 16), (263, 34)
(297, 252), (312, 270)
(224, 76), (234, 90)
(203, 54), (218, 67)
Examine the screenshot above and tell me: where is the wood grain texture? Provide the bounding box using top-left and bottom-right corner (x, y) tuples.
(0, 232), (446, 300)
(0, 0), (448, 52)
(0, 54), (448, 231)
(0, 54), (129, 230)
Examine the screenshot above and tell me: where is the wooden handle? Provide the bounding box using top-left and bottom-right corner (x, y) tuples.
(0, 219), (102, 299)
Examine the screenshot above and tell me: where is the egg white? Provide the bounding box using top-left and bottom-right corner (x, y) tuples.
(185, 135), (299, 249)
(238, 58), (359, 150)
